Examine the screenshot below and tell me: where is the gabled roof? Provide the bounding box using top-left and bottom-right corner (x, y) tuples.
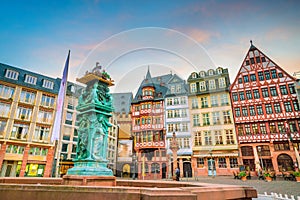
(230, 41), (296, 91)
(132, 68), (173, 102)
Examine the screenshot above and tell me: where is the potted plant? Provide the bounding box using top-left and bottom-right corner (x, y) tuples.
(264, 172), (272, 182)
(239, 171), (247, 181)
(293, 171), (300, 182)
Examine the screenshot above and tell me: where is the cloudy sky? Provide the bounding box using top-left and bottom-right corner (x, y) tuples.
(1, 0), (299, 93)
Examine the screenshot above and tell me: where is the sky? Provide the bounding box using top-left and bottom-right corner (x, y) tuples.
(1, 0), (300, 93)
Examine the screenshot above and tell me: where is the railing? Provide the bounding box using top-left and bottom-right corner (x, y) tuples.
(238, 132), (300, 143)
(258, 192), (300, 200)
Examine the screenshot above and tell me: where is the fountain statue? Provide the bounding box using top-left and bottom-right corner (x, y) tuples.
(65, 64), (115, 184)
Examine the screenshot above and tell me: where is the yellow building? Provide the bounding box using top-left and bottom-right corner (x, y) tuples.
(187, 67), (239, 176)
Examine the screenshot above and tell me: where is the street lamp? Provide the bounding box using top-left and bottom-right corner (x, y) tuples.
(132, 153), (137, 180)
(257, 146), (264, 171)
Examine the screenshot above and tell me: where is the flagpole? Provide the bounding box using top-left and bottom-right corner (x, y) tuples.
(51, 50), (70, 177)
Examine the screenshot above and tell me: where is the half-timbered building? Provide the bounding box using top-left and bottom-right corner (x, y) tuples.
(230, 42), (300, 175)
(131, 68), (170, 179)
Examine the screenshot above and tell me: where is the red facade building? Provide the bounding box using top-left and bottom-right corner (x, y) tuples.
(230, 42), (300, 175)
(131, 69), (171, 179)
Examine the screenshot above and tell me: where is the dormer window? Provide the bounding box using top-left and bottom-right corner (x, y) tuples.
(192, 73), (197, 78)
(24, 74), (37, 85)
(42, 79), (54, 89)
(5, 69), (19, 80)
(200, 71), (205, 77)
(217, 68), (223, 74)
(208, 70), (214, 76)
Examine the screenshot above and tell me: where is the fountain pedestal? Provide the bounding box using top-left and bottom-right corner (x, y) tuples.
(64, 67), (115, 186)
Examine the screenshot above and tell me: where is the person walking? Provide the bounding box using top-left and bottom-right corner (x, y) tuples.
(175, 167), (180, 181)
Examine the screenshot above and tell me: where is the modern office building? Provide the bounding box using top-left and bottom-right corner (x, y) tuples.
(230, 42), (300, 174)
(0, 63), (60, 177)
(187, 67), (239, 176)
(164, 74), (192, 178)
(131, 68), (171, 179)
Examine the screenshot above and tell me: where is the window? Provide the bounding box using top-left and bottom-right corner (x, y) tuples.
(168, 124), (173, 132)
(0, 120), (7, 136)
(37, 110), (53, 123)
(252, 124), (258, 134)
(250, 58), (255, 64)
(200, 71), (205, 77)
(65, 111), (73, 125)
(260, 123), (267, 134)
(192, 73), (197, 78)
(274, 142), (290, 151)
(265, 104), (273, 114)
(243, 75), (249, 83)
(209, 80), (216, 89)
(24, 75), (37, 85)
(170, 86), (175, 93)
(261, 57), (266, 62)
(278, 122), (285, 133)
(241, 146), (254, 156)
(174, 98), (179, 105)
(34, 126), (50, 141)
(208, 70), (214, 75)
(218, 158), (227, 168)
(167, 98), (173, 106)
(204, 131), (212, 145)
(245, 124), (251, 135)
(41, 95), (55, 107)
(242, 107), (248, 116)
(288, 84), (296, 94)
(232, 93), (238, 102)
(235, 108), (241, 117)
(6, 145), (24, 154)
(256, 56), (261, 63)
(284, 101), (292, 112)
(230, 158), (238, 168)
(5, 69), (19, 80)
(249, 106), (255, 116)
(202, 113), (210, 126)
(270, 87), (278, 96)
(214, 130), (223, 145)
(201, 97), (208, 108)
(239, 92), (245, 101)
(257, 105), (263, 115)
(293, 100), (299, 111)
(223, 111), (231, 124)
(217, 68), (222, 74)
(246, 90), (252, 99)
(225, 129), (235, 144)
(280, 85), (288, 95)
(212, 112), (220, 125)
(42, 79), (54, 89)
(183, 138), (190, 148)
(190, 83), (197, 93)
(194, 132), (202, 146)
(16, 107), (32, 120)
(191, 98), (198, 109)
(264, 71), (270, 80)
(262, 88), (269, 97)
(11, 123), (29, 140)
(180, 97), (186, 105)
(221, 94), (228, 105)
(271, 69), (277, 79)
(278, 72), (283, 78)
(258, 71), (264, 81)
(0, 103), (10, 117)
(0, 84), (15, 99)
(219, 77), (226, 88)
(199, 81), (206, 91)
(250, 74), (256, 81)
(269, 122), (276, 133)
(237, 125), (243, 135)
(238, 78), (242, 84)
(253, 89), (260, 99)
(210, 95), (218, 106)
(197, 158), (204, 168)
(20, 90), (36, 104)
(193, 114), (200, 126)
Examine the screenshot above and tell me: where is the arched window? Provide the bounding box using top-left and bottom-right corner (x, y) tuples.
(151, 163), (160, 173)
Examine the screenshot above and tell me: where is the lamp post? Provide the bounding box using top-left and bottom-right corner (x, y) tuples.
(132, 153), (137, 180)
(257, 146), (264, 171)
